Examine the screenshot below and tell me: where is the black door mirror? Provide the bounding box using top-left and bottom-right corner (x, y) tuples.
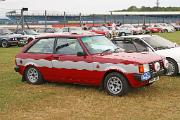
(77, 52), (85, 56)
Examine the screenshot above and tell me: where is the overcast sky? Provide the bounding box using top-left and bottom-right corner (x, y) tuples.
(0, 0), (179, 15)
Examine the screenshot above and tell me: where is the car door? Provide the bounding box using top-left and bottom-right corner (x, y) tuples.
(52, 37), (94, 84)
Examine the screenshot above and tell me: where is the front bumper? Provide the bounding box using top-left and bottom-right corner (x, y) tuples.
(8, 41), (19, 45)
(18, 40), (28, 46)
(134, 69), (165, 82)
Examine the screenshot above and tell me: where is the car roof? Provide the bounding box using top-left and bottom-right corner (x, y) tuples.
(36, 33), (101, 39)
(112, 35), (157, 41)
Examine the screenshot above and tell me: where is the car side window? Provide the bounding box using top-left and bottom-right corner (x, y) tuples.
(114, 39), (137, 52)
(55, 38), (83, 55)
(27, 38), (55, 54)
(16, 30), (24, 35)
(133, 39), (148, 52)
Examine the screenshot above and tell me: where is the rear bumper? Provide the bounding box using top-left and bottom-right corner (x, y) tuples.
(134, 69), (165, 82)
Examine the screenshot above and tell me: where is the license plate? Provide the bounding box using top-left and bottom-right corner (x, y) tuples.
(149, 76), (160, 83)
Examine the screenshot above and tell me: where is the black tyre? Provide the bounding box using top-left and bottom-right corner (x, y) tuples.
(104, 72), (130, 96)
(166, 58), (178, 76)
(164, 29), (168, 33)
(119, 32), (126, 36)
(105, 33), (112, 39)
(1, 40), (9, 48)
(121, 32), (126, 36)
(145, 82), (154, 87)
(24, 66), (44, 85)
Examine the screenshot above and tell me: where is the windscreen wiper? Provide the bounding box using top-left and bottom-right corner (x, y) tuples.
(100, 49), (111, 55)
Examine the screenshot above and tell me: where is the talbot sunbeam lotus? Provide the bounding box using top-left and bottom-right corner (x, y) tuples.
(14, 33), (168, 96)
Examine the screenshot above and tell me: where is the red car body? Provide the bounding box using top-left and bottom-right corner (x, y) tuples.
(89, 27), (109, 35)
(14, 34), (166, 95)
(146, 27), (162, 33)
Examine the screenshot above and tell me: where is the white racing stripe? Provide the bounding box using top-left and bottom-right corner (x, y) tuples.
(16, 58), (139, 73)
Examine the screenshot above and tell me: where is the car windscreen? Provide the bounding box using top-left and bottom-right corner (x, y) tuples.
(142, 36), (176, 50)
(82, 36), (117, 54)
(0, 29), (13, 35)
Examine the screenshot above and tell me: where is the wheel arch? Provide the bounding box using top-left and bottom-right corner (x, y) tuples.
(166, 57), (179, 72)
(100, 69), (129, 89)
(22, 64), (44, 81)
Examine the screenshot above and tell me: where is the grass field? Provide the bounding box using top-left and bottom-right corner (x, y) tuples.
(0, 32), (180, 120)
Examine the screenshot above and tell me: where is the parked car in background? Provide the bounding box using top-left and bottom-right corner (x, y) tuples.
(57, 27), (83, 33)
(36, 28), (56, 33)
(146, 25), (162, 33)
(15, 33), (167, 96)
(88, 26), (113, 38)
(172, 24), (180, 31)
(0, 28), (27, 47)
(151, 24), (175, 33)
(14, 29), (39, 43)
(112, 35), (179, 76)
(118, 24), (143, 35)
(56, 27), (91, 35)
(116, 26), (134, 36)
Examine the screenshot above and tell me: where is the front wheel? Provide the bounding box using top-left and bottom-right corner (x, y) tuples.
(24, 66), (45, 85)
(105, 33), (112, 39)
(104, 72), (130, 96)
(166, 59), (178, 76)
(1, 40), (9, 48)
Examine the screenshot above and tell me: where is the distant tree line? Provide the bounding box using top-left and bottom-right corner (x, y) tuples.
(113, 6), (180, 12)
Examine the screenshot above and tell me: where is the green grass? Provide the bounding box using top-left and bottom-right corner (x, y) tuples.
(155, 31), (180, 44)
(0, 32), (180, 120)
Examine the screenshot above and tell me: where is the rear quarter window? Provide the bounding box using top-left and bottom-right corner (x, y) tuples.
(27, 38), (55, 54)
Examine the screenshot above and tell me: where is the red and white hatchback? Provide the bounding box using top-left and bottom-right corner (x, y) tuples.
(15, 33), (168, 96)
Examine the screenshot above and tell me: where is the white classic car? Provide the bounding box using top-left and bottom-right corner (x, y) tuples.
(112, 35), (180, 76)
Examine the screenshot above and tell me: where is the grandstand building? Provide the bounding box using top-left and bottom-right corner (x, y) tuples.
(5, 11), (180, 25)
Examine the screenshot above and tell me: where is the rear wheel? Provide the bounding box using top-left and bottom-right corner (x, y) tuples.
(104, 72), (130, 96)
(1, 40), (9, 48)
(121, 32), (126, 36)
(166, 58), (178, 76)
(24, 66), (44, 85)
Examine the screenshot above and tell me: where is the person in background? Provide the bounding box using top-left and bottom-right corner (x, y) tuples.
(116, 22), (122, 27)
(111, 22), (117, 37)
(82, 23), (88, 30)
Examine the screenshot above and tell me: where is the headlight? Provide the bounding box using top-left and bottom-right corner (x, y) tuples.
(154, 62), (161, 72)
(139, 64), (150, 73)
(163, 59), (169, 68)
